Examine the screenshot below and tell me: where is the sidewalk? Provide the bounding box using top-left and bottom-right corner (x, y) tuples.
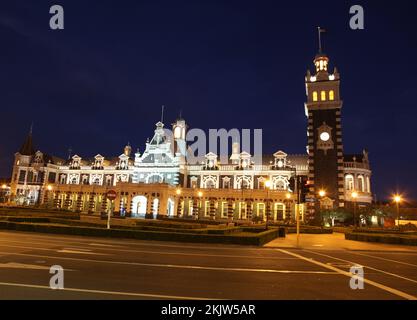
(265, 233), (417, 252)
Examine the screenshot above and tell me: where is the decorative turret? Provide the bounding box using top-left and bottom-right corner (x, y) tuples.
(124, 143), (132, 157)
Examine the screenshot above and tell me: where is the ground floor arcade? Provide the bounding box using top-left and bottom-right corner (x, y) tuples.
(42, 183), (305, 222)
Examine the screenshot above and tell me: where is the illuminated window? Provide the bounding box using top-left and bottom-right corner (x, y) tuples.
(329, 90), (335, 101)
(313, 91), (318, 102)
(321, 91), (326, 101)
(345, 175), (354, 191)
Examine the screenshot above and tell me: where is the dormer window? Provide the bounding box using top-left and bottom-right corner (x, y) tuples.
(204, 152), (218, 170)
(34, 152), (43, 164)
(273, 151), (287, 170)
(239, 152), (252, 170)
(70, 155), (81, 169)
(117, 154), (129, 170)
(93, 155), (104, 170)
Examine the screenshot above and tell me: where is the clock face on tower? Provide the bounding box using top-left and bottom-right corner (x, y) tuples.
(320, 132), (330, 142)
(317, 122), (334, 155)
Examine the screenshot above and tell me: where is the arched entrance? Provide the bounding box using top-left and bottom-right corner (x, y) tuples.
(152, 198), (159, 218)
(167, 198), (175, 217)
(131, 195), (147, 218)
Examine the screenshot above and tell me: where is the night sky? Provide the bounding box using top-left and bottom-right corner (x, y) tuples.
(0, 1), (416, 201)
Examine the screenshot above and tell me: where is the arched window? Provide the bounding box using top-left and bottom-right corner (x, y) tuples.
(358, 175), (365, 192)
(204, 179), (215, 189)
(240, 179), (250, 189)
(366, 176), (371, 193)
(329, 90), (335, 101)
(274, 179), (287, 191)
(345, 175), (354, 191)
(313, 91), (318, 102)
(71, 178), (77, 185)
(321, 91), (327, 101)
(93, 178), (101, 185)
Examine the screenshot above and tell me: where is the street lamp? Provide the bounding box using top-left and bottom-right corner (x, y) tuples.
(393, 194), (402, 229)
(318, 190), (326, 226)
(264, 180), (272, 229)
(175, 188), (182, 218)
(351, 191), (358, 228)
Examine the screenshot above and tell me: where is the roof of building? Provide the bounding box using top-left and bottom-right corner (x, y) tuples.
(19, 132), (35, 156)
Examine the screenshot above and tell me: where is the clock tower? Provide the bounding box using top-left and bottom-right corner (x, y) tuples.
(304, 49), (345, 223)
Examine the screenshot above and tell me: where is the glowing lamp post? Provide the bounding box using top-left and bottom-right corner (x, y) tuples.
(264, 180), (272, 228)
(351, 191), (358, 228)
(318, 190), (326, 226)
(393, 195), (402, 229)
(175, 188), (182, 218)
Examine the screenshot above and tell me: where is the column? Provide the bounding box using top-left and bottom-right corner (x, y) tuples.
(176, 197), (183, 217)
(53, 192), (61, 209)
(227, 198), (234, 221)
(88, 193), (96, 214)
(246, 199), (253, 222)
(209, 197), (216, 220)
(76, 192), (83, 212)
(63, 192), (71, 210)
(192, 198), (199, 219)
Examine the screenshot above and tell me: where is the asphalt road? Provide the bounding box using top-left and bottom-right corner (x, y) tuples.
(0, 231), (416, 300)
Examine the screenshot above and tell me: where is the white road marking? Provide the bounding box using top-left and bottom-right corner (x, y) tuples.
(305, 249), (417, 285)
(89, 243), (121, 248)
(0, 281), (222, 300)
(0, 250), (337, 275)
(278, 249), (417, 300)
(349, 251), (417, 268)
(0, 263), (51, 270)
(57, 249), (110, 256)
(0, 262), (74, 271)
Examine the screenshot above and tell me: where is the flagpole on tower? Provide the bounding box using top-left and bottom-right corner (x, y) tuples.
(317, 27), (326, 54)
(317, 26), (322, 53)
(161, 105), (165, 123)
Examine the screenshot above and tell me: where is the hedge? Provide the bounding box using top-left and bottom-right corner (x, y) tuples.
(346, 232), (417, 246)
(0, 221), (283, 246)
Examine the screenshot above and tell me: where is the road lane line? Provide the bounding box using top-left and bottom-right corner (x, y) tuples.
(304, 249), (417, 285)
(348, 251), (417, 268)
(0, 250), (337, 275)
(0, 243), (297, 260)
(0, 281), (221, 300)
(57, 249), (110, 256)
(278, 249), (417, 300)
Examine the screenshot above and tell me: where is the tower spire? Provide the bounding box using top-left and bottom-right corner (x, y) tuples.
(19, 124), (35, 155)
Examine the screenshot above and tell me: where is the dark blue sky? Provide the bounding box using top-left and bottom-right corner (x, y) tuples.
(0, 0), (416, 201)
